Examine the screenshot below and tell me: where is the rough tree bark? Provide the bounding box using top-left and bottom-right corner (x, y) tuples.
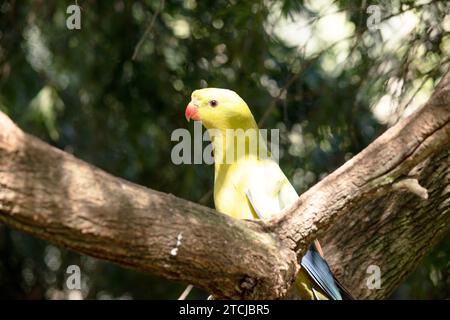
(0, 72), (449, 299)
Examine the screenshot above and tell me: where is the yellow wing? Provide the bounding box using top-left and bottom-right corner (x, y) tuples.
(214, 158), (295, 220)
(214, 157), (341, 300)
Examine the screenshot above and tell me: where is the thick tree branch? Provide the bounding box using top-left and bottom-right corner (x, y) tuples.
(324, 147), (449, 298)
(0, 114), (296, 299)
(0, 71), (449, 299)
(266, 71), (450, 255)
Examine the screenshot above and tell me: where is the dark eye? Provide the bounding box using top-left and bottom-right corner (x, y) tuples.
(209, 100), (218, 107)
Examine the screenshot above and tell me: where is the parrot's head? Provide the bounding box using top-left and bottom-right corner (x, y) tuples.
(185, 88), (257, 130)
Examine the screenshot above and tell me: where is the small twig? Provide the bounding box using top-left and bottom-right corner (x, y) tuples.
(380, 0), (446, 24)
(392, 178), (429, 199)
(132, 0), (165, 61)
(258, 36), (354, 127)
(177, 284), (194, 300)
(198, 189), (213, 205)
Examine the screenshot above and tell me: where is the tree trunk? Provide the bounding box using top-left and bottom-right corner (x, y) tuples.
(0, 72), (449, 299)
(322, 147), (449, 299)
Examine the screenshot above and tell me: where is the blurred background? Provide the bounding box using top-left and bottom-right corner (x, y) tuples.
(0, 0), (449, 299)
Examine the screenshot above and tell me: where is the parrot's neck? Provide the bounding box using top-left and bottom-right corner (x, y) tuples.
(209, 124), (270, 175)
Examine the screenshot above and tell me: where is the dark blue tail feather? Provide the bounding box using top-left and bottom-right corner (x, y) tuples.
(300, 245), (343, 300)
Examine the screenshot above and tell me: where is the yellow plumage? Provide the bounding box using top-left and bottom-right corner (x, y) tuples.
(186, 88), (337, 300)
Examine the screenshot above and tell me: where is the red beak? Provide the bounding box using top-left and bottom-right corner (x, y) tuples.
(185, 102), (200, 122)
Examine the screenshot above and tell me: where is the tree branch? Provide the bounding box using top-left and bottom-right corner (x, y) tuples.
(0, 114), (296, 299)
(266, 71), (450, 257)
(0, 71), (449, 299)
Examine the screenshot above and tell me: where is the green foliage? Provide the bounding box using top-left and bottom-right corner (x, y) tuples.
(0, 0), (448, 299)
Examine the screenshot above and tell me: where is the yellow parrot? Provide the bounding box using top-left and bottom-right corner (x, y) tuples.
(185, 88), (351, 300)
